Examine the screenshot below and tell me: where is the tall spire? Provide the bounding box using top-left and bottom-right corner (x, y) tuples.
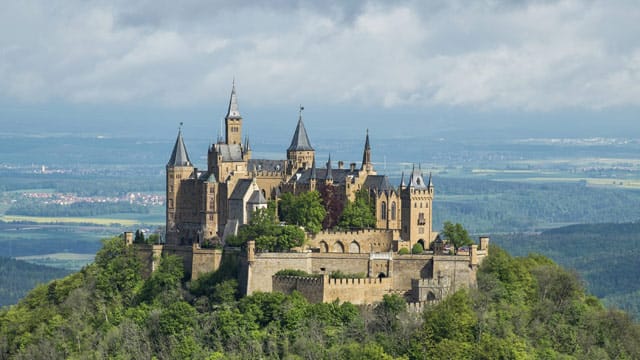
(167, 123), (192, 167)
(310, 156), (317, 180)
(226, 79), (241, 119)
(428, 172), (433, 188)
(287, 106), (314, 151)
(326, 154), (333, 181)
(361, 129), (371, 171)
(400, 171), (405, 187)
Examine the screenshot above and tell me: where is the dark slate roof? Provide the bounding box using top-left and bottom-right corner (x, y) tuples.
(230, 179), (254, 200)
(216, 143), (244, 161)
(364, 175), (395, 192)
(226, 82), (241, 119)
(289, 167), (360, 185)
(408, 169), (428, 189)
(167, 130), (192, 167)
(248, 190), (267, 204)
(287, 117), (314, 151)
(248, 159), (286, 173)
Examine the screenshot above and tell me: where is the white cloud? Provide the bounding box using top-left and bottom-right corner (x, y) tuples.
(0, 0), (639, 111)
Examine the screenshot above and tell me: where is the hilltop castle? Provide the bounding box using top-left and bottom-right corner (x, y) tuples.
(134, 83), (489, 306)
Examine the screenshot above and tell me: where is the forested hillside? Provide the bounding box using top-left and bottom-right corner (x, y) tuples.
(0, 257), (70, 307)
(493, 222), (640, 317)
(1, 236), (638, 359)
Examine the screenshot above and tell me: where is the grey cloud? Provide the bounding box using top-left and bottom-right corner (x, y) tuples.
(0, 0), (639, 111)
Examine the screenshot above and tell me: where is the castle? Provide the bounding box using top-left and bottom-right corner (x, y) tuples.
(134, 82), (489, 306)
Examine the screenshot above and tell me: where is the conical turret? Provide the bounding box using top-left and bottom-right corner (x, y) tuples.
(167, 126), (192, 167)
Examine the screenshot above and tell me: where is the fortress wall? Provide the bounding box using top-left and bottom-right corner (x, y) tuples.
(133, 244), (164, 278)
(308, 229), (395, 253)
(191, 247), (223, 280)
(391, 255), (434, 292)
(322, 277), (392, 305)
(308, 253), (370, 275)
(161, 245), (197, 277)
(245, 252), (312, 294)
(272, 276), (324, 303)
(432, 255), (476, 289)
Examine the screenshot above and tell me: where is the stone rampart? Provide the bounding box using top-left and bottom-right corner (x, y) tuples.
(308, 229), (396, 253)
(272, 275), (392, 305)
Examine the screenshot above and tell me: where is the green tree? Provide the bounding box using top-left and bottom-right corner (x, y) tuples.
(236, 207), (306, 251)
(279, 191), (326, 234)
(411, 243), (424, 254)
(442, 221), (473, 250)
(339, 189), (376, 229)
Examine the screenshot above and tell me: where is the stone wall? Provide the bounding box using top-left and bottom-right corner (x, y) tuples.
(191, 247), (223, 280)
(307, 228), (398, 253)
(272, 275), (392, 305)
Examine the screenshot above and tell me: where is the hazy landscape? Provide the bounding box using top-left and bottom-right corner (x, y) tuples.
(2, 132), (640, 314)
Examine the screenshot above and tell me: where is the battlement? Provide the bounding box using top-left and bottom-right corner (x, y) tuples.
(314, 228), (394, 237)
(272, 274), (392, 305)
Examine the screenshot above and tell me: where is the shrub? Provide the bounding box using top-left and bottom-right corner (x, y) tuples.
(412, 243), (424, 254)
(398, 248), (410, 255)
(275, 269), (320, 277)
(330, 270), (366, 279)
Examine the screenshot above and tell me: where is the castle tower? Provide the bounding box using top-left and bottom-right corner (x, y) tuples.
(166, 126), (195, 245)
(309, 156), (317, 191)
(225, 81), (242, 145)
(400, 166), (434, 250)
(361, 129), (374, 173)
(287, 106), (315, 174)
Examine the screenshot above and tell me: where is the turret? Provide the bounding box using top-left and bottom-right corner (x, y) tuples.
(166, 126), (195, 245)
(325, 154), (333, 185)
(400, 164), (434, 249)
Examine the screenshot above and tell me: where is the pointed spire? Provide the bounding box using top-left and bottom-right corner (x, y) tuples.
(310, 156), (317, 180)
(226, 79), (241, 119)
(244, 135), (251, 151)
(168, 124), (192, 167)
(361, 129), (371, 170)
(287, 105), (314, 151)
(326, 154), (333, 181)
(428, 172), (433, 188)
(400, 171), (405, 187)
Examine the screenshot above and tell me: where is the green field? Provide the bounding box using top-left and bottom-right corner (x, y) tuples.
(0, 215), (151, 226)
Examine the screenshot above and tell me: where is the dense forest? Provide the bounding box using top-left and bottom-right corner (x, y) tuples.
(493, 222), (640, 318)
(1, 236), (639, 359)
(0, 257), (70, 307)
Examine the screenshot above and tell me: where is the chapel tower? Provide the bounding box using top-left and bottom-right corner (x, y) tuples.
(400, 166), (434, 250)
(225, 81), (243, 145)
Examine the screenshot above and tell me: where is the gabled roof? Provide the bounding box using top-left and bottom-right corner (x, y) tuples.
(167, 129), (192, 167)
(364, 175), (395, 193)
(248, 159), (286, 173)
(230, 179), (254, 200)
(289, 167), (360, 185)
(216, 143), (244, 162)
(287, 116), (314, 151)
(248, 190), (267, 204)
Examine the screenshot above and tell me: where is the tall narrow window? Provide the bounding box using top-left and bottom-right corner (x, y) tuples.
(391, 202), (396, 220)
(418, 212), (426, 225)
(381, 201), (387, 220)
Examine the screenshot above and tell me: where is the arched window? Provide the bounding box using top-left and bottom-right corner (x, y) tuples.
(381, 201), (387, 220)
(349, 241), (360, 253)
(319, 241), (328, 253)
(391, 202), (396, 220)
(332, 241), (345, 253)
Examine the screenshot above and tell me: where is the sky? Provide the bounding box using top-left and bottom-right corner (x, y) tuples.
(1, 0), (639, 141)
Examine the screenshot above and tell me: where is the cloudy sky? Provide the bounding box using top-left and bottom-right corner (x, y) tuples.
(1, 0), (639, 139)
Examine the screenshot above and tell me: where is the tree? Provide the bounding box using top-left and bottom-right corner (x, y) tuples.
(411, 243), (424, 254)
(320, 184), (344, 229)
(236, 207), (306, 251)
(442, 221), (473, 250)
(279, 191), (326, 234)
(339, 189), (376, 229)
